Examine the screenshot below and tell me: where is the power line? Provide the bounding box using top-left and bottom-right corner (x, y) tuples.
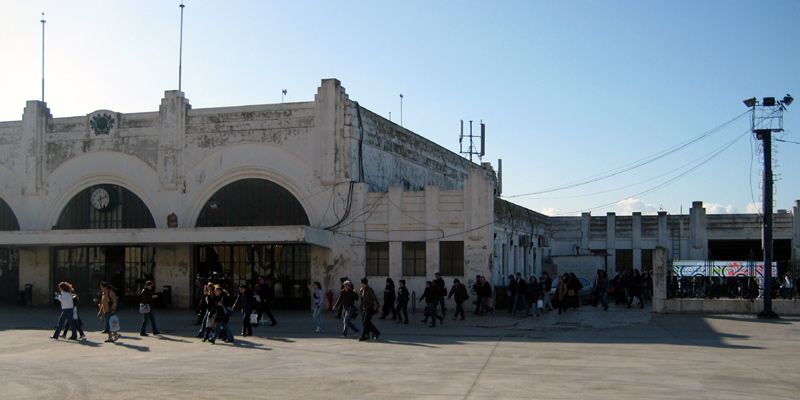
(504, 110), (749, 198)
(556, 128), (750, 215)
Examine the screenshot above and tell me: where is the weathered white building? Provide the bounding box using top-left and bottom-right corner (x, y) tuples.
(546, 200), (800, 278)
(0, 79), (546, 307)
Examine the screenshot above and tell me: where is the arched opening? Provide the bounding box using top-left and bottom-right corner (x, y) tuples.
(55, 184), (155, 229)
(52, 185), (156, 304)
(194, 178), (311, 309)
(196, 178), (309, 227)
(0, 197), (19, 304)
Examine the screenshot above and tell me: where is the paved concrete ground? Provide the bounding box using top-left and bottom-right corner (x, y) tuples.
(1, 305), (798, 400)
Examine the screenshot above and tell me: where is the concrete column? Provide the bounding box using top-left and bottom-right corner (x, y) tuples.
(657, 211), (669, 253)
(580, 212), (590, 253)
(633, 212), (642, 270)
(18, 247), (50, 305)
(314, 79), (348, 185)
(158, 90), (190, 192)
(389, 241), (402, 280)
(652, 247), (668, 313)
(606, 212), (616, 270)
(387, 187), (402, 242)
(21, 101), (50, 195)
(793, 200), (799, 265)
(154, 245), (192, 308)
(689, 201), (707, 260)
(424, 186), (439, 241)
(426, 240), (439, 279)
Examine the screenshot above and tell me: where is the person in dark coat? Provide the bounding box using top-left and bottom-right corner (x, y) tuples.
(232, 283), (254, 336)
(507, 274), (517, 314)
(139, 280), (160, 336)
(420, 281), (444, 327)
(628, 270), (644, 309)
(257, 276), (277, 326)
(396, 279), (410, 324)
(447, 279), (469, 320)
(434, 273), (447, 316)
(209, 286), (234, 344)
(380, 278), (397, 320)
(567, 273), (582, 309)
(332, 280), (360, 337)
(358, 278), (381, 341)
(513, 273), (528, 316)
(474, 275), (484, 315)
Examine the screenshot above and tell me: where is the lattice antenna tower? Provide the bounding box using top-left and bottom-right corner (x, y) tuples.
(459, 120), (485, 162)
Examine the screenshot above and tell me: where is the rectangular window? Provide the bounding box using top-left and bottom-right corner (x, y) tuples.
(366, 242), (390, 276)
(439, 241), (464, 276)
(641, 249), (654, 273)
(615, 249), (633, 273)
(402, 242), (426, 276)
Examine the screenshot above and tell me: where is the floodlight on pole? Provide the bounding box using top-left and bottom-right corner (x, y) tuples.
(745, 93), (792, 320)
(399, 93), (404, 127)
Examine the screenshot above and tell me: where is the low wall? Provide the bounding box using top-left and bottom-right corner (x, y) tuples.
(661, 299), (800, 315)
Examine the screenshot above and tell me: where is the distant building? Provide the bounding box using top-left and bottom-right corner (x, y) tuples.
(546, 201), (800, 278)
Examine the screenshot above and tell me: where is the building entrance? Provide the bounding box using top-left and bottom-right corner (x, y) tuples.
(194, 244), (310, 309)
(0, 248), (19, 304)
(52, 246), (155, 305)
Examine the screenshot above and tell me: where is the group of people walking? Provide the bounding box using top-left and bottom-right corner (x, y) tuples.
(195, 276), (279, 345)
(51, 280), (159, 343)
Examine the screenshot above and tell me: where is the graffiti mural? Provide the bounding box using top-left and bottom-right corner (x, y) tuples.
(672, 260), (777, 278)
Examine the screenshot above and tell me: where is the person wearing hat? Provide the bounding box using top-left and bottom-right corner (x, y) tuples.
(448, 278), (469, 321)
(232, 283), (254, 337)
(333, 280), (360, 338)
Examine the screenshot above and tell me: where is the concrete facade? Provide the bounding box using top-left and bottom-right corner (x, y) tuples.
(546, 201), (799, 280)
(0, 79), (512, 307)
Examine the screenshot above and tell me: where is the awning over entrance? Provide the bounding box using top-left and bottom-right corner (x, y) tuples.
(0, 226), (334, 248)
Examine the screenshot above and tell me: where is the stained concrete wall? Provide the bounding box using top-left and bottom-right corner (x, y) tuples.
(549, 201), (797, 280)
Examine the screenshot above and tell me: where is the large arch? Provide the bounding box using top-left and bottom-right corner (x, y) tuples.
(183, 144), (321, 227)
(45, 151), (161, 229)
(54, 184), (156, 229)
(196, 178), (310, 227)
(0, 196), (20, 231)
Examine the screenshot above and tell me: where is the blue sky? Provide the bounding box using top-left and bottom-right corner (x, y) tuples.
(1, 1), (798, 215)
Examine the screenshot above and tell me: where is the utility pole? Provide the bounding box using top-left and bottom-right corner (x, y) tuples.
(178, 1), (185, 91)
(41, 12), (46, 102)
(744, 94), (793, 319)
(399, 93), (404, 127)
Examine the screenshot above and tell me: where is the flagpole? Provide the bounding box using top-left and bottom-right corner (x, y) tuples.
(178, 1), (185, 91)
(41, 12), (46, 102)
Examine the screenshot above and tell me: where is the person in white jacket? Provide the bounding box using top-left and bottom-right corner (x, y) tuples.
(51, 282), (78, 340)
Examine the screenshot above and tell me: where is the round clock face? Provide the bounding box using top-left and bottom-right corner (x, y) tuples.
(90, 187), (111, 211)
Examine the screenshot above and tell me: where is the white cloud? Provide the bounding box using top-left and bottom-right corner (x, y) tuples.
(705, 203), (737, 214)
(541, 207), (558, 216)
(616, 198), (659, 214)
(746, 202), (762, 214)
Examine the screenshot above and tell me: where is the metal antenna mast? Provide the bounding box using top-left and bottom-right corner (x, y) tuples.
(743, 94), (793, 319)
(178, 1), (185, 91)
(458, 119), (486, 162)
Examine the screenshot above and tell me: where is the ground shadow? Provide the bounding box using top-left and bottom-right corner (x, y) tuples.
(2, 306), (792, 351)
(112, 340), (150, 352)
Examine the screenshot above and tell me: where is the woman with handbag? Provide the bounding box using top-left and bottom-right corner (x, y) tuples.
(139, 280), (160, 336)
(98, 281), (120, 343)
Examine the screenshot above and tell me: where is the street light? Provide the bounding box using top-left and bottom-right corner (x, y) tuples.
(745, 94), (792, 319)
(399, 93), (404, 127)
